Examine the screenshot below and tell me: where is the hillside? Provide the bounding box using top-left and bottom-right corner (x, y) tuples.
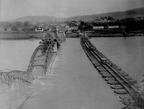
(1, 7), (144, 23)
(66, 7), (144, 21)
(8, 16), (64, 22)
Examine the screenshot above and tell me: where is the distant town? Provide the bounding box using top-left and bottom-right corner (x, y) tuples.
(0, 7), (144, 38)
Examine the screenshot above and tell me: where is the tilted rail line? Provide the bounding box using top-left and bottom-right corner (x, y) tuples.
(83, 40), (138, 96)
(80, 37), (144, 108)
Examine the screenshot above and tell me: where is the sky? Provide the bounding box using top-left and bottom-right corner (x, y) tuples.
(0, 0), (144, 21)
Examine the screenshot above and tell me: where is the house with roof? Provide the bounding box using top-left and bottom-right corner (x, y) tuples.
(35, 27), (44, 32)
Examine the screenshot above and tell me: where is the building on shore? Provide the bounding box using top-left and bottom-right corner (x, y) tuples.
(35, 27), (44, 32)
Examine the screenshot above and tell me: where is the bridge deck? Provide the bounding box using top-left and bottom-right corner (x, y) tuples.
(21, 38), (121, 109)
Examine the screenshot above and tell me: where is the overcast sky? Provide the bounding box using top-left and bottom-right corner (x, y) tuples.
(0, 0), (144, 21)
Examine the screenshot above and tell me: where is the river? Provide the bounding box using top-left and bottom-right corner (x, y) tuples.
(0, 36), (144, 81)
(0, 39), (40, 71)
(0, 36), (144, 108)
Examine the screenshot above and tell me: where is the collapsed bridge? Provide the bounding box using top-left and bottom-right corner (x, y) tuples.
(0, 30), (65, 90)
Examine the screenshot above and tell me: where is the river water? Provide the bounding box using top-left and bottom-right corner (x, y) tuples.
(0, 36), (144, 81)
(90, 36), (144, 82)
(0, 39), (40, 71)
(0, 36), (144, 108)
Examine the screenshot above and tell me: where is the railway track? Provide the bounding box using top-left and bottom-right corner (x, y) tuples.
(80, 37), (144, 109)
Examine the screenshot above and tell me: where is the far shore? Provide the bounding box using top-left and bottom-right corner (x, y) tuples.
(0, 31), (46, 40)
(65, 30), (144, 38)
(84, 30), (144, 38)
(0, 30), (144, 40)
(86, 32), (144, 38)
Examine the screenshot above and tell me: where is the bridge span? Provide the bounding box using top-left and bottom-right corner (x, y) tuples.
(0, 30), (66, 109)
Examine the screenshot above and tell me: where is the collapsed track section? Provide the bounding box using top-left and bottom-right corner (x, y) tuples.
(0, 31), (61, 88)
(27, 43), (54, 74)
(81, 37), (144, 109)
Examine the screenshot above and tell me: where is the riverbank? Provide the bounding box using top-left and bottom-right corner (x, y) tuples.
(1, 30), (144, 40)
(0, 31), (46, 40)
(65, 30), (144, 38)
(85, 30), (144, 37)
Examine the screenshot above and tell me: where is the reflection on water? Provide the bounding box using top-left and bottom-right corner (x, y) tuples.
(90, 36), (144, 82)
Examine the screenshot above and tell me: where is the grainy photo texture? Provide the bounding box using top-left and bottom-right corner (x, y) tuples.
(0, 0), (144, 109)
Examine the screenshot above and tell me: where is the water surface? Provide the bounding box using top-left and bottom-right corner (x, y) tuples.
(0, 39), (40, 71)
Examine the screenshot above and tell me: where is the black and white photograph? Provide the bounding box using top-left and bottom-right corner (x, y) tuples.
(0, 0), (144, 109)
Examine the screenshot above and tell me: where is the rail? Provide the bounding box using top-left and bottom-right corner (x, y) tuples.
(80, 36), (144, 108)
